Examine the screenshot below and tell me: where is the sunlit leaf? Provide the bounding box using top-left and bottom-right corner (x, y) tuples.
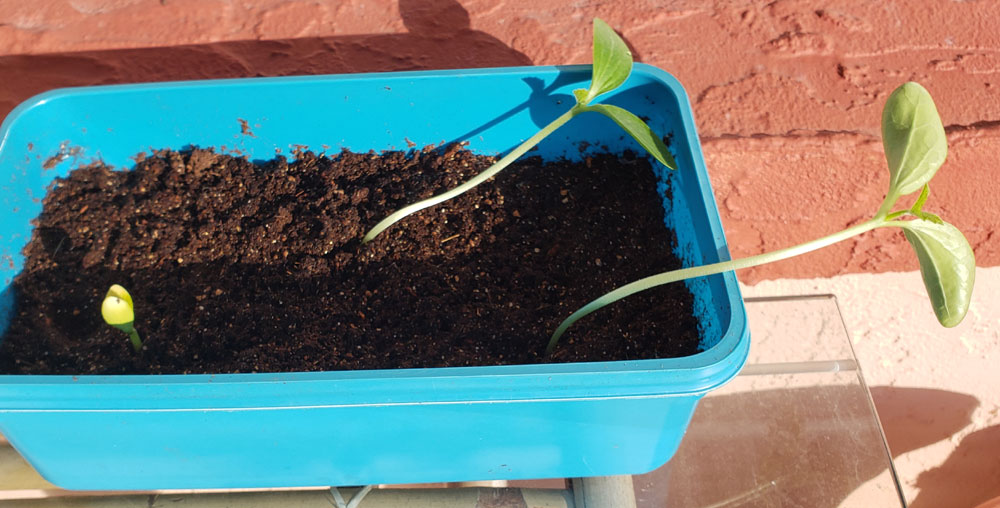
(584, 104), (677, 169)
(882, 82), (948, 197)
(902, 219), (976, 327)
(585, 18), (632, 103)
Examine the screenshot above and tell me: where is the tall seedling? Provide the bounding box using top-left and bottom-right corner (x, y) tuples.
(548, 82), (975, 352)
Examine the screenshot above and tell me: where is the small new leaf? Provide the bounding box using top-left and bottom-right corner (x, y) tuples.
(585, 18), (633, 104)
(901, 219), (975, 327)
(911, 184), (930, 213)
(583, 104), (677, 169)
(882, 82), (948, 197)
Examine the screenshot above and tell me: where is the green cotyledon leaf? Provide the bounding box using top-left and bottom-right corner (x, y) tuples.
(584, 18), (633, 104)
(882, 82), (948, 197)
(582, 103), (677, 169)
(902, 219), (976, 327)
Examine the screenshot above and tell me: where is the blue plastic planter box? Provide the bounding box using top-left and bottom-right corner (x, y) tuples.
(0, 64), (749, 490)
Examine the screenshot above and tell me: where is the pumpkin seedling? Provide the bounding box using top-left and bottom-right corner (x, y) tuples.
(362, 18), (676, 243)
(548, 82), (976, 353)
(101, 284), (142, 352)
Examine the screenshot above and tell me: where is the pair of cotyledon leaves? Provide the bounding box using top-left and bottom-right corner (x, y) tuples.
(575, 19), (677, 170)
(591, 18), (973, 328)
(882, 82), (975, 327)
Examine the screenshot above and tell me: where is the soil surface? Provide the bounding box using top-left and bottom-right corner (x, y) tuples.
(0, 146), (702, 375)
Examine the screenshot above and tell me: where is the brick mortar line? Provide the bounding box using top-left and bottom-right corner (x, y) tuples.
(701, 121), (1000, 144)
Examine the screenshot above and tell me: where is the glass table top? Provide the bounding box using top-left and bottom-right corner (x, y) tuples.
(634, 294), (907, 507)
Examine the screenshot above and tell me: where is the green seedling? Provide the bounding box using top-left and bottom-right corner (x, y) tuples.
(548, 81), (976, 353)
(362, 18), (676, 244)
(101, 284), (143, 352)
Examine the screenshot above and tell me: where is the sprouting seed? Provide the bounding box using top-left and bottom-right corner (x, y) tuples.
(101, 284), (143, 352)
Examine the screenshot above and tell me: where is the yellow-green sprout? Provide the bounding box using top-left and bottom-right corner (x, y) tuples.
(101, 284), (142, 352)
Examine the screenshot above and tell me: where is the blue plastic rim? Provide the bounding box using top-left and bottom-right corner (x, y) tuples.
(0, 64), (749, 489)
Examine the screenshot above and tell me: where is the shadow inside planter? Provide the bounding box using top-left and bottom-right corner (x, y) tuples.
(0, 1), (670, 169)
(0, 0), (532, 122)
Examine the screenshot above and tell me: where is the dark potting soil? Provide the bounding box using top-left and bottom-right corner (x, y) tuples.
(0, 146), (702, 375)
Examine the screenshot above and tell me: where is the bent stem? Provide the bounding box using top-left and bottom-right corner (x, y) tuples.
(547, 219), (893, 354)
(362, 106), (582, 244)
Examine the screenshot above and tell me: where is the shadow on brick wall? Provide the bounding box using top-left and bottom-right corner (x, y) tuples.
(0, 0), (531, 121)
